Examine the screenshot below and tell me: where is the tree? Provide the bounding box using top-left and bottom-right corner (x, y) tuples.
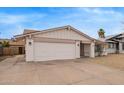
(98, 28), (105, 38)
(2, 41), (9, 47)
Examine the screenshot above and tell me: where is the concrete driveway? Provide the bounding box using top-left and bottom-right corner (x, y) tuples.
(0, 55), (124, 85)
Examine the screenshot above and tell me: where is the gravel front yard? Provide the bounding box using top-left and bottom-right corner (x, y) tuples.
(93, 54), (124, 70)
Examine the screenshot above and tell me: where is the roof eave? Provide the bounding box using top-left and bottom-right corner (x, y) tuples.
(14, 25), (96, 41)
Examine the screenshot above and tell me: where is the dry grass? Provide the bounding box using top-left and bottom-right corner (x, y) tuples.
(93, 54), (124, 70)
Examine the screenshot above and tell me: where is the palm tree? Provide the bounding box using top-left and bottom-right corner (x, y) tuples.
(98, 28), (105, 38)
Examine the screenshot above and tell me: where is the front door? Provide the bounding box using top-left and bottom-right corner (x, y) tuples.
(80, 43), (84, 57)
(19, 47), (23, 54)
(116, 42), (119, 53)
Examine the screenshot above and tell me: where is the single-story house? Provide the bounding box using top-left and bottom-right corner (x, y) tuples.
(0, 39), (25, 55)
(102, 32), (124, 54)
(15, 25), (106, 62)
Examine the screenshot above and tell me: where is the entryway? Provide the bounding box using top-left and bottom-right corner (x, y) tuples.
(19, 47), (25, 54)
(116, 42), (119, 53)
(80, 43), (84, 57)
(80, 42), (90, 58)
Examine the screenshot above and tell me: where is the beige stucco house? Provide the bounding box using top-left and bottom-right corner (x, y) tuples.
(99, 32), (124, 54)
(15, 25), (105, 62)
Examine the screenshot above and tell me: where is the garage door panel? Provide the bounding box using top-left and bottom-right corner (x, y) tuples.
(34, 42), (76, 61)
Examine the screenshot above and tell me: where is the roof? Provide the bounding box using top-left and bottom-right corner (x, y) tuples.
(105, 35), (115, 40)
(23, 30), (40, 35)
(105, 32), (124, 40)
(14, 25), (104, 43)
(15, 25), (94, 40)
(117, 34), (124, 38)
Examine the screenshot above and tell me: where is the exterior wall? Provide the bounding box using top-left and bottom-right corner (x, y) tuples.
(34, 37), (76, 44)
(25, 37), (34, 61)
(119, 42), (123, 53)
(119, 42), (124, 53)
(102, 45), (108, 56)
(119, 38), (124, 53)
(90, 42), (95, 58)
(107, 48), (116, 53)
(34, 29), (91, 43)
(75, 41), (80, 58)
(106, 42), (116, 54)
(82, 43), (95, 57)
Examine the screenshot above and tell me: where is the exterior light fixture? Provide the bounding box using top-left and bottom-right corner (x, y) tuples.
(29, 42), (32, 45)
(77, 44), (80, 46)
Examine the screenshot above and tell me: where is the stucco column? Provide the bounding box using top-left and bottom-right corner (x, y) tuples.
(103, 44), (108, 56)
(90, 42), (95, 58)
(119, 42), (122, 53)
(75, 41), (80, 58)
(25, 37), (34, 62)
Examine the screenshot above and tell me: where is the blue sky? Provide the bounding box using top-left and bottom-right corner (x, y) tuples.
(0, 7), (124, 39)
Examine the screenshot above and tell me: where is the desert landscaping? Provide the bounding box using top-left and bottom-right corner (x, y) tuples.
(0, 54), (124, 84)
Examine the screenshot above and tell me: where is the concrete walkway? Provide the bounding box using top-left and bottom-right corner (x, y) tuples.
(0, 55), (124, 85)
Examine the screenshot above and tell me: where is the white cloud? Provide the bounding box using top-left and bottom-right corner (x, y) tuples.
(79, 8), (124, 23)
(62, 8), (124, 24)
(0, 13), (46, 24)
(79, 8), (119, 15)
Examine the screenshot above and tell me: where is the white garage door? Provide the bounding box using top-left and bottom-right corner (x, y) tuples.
(34, 42), (76, 61)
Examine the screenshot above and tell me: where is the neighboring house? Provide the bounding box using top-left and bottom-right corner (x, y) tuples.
(15, 25), (105, 62)
(0, 39), (25, 55)
(9, 39), (25, 55)
(99, 32), (124, 54)
(106, 33), (124, 54)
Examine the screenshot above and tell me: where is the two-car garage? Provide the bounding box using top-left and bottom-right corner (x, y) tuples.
(17, 25), (96, 62)
(34, 41), (77, 61)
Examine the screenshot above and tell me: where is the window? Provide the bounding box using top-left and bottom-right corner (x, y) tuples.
(108, 43), (115, 49)
(112, 43), (115, 48)
(108, 43), (111, 48)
